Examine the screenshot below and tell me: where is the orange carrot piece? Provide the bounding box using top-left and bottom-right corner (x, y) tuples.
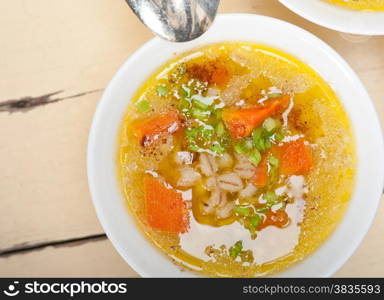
(258, 209), (290, 230)
(134, 111), (181, 147)
(253, 153), (269, 187)
(278, 139), (313, 175)
(222, 96), (290, 139)
(144, 175), (189, 233)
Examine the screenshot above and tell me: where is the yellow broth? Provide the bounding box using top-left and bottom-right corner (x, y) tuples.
(117, 42), (356, 277)
(324, 0), (384, 10)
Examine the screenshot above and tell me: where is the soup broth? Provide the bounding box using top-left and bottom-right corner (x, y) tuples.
(324, 0), (384, 10)
(117, 42), (356, 277)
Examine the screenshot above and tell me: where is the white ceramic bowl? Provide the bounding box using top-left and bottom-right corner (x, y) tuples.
(280, 0), (384, 35)
(87, 14), (384, 277)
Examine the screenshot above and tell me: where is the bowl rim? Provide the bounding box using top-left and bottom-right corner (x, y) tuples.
(279, 0), (384, 35)
(87, 13), (384, 277)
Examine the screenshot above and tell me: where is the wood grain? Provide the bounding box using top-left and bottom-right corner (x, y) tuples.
(0, 0), (383, 276)
(0, 196), (382, 277)
(0, 237), (138, 277)
(0, 0), (151, 251)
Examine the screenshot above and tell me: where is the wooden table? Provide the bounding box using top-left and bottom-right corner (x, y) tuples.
(0, 0), (383, 277)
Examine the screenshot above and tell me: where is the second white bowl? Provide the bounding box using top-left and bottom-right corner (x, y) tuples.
(280, 0), (384, 35)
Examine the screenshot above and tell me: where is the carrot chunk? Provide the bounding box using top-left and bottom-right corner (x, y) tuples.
(278, 139), (313, 175)
(134, 111), (181, 147)
(253, 153), (269, 187)
(258, 209), (290, 230)
(222, 96), (290, 139)
(144, 175), (189, 233)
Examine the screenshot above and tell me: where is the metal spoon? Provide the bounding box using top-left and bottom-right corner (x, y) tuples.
(126, 0), (220, 42)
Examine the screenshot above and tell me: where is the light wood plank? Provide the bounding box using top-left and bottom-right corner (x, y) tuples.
(0, 197), (382, 277)
(0, 0), (152, 100)
(335, 197), (384, 277)
(0, 0), (151, 250)
(0, 238), (138, 277)
(0, 92), (103, 250)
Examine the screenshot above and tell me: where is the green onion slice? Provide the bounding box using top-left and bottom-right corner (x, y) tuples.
(234, 206), (252, 217)
(263, 117), (279, 132)
(229, 240), (243, 259)
(248, 148), (261, 166)
(156, 85), (168, 96)
(136, 100), (152, 113)
(234, 139), (253, 154)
